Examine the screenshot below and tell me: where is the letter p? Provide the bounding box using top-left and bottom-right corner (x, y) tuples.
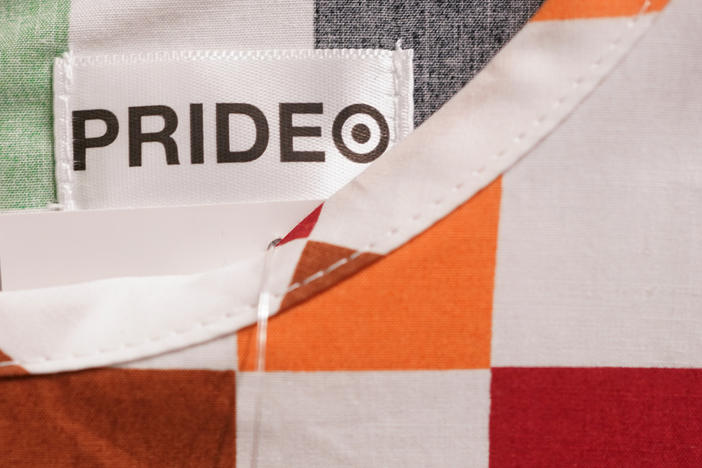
(72, 109), (119, 171)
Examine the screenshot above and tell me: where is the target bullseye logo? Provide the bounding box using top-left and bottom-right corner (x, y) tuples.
(332, 104), (390, 164)
(71, 102), (391, 170)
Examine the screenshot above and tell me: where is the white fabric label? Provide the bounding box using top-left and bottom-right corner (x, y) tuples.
(53, 49), (413, 209)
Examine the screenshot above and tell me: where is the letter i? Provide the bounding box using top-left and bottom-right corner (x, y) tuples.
(190, 103), (204, 164)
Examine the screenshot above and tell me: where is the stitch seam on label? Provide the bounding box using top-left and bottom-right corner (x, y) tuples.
(392, 44), (400, 146)
(55, 56), (74, 210)
(6, 3), (652, 370)
(65, 48), (403, 67)
(394, 46), (413, 141)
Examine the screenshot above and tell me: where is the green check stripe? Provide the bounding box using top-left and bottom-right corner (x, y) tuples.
(0, 0), (69, 210)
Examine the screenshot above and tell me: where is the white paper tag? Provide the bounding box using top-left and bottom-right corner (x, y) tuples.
(0, 200), (319, 291)
(53, 49), (413, 210)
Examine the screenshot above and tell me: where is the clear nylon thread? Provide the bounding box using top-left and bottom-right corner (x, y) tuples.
(250, 238), (279, 468)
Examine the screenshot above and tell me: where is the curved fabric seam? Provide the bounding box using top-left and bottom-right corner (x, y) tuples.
(1, 0), (653, 371)
(280, 0), (653, 297)
(1, 304), (256, 368)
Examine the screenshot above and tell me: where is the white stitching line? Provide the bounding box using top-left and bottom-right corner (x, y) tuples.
(3, 305), (257, 367)
(4, 2), (652, 371)
(66, 48), (399, 67)
(55, 57), (75, 210)
(391, 42), (401, 147)
(401, 48), (414, 141)
(285, 250), (365, 294)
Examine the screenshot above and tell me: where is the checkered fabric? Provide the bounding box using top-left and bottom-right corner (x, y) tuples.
(3, 0), (702, 467)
